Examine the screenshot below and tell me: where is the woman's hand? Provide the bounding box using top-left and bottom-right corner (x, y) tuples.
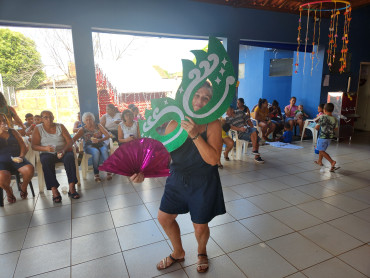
(91, 137), (99, 144)
(130, 172), (144, 183)
(57, 150), (65, 159)
(47, 145), (56, 152)
(181, 116), (198, 138)
(11, 157), (23, 163)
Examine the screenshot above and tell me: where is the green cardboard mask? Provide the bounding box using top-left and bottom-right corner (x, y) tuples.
(139, 37), (236, 152)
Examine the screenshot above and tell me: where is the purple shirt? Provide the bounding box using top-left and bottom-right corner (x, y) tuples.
(284, 105), (298, 117)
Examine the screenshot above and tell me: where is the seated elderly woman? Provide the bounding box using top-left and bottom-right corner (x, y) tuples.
(73, 112), (112, 182)
(0, 113), (34, 203)
(32, 110), (79, 202)
(118, 109), (141, 144)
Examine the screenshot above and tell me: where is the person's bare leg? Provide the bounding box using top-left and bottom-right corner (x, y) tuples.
(289, 120), (294, 131)
(224, 137), (234, 158)
(298, 119), (304, 136)
(251, 131), (259, 158)
(0, 171), (15, 203)
(259, 122), (267, 138)
(320, 151), (336, 166)
(17, 165), (34, 196)
(193, 223), (210, 272)
(317, 151), (324, 165)
(266, 123), (276, 137)
(157, 210), (185, 268)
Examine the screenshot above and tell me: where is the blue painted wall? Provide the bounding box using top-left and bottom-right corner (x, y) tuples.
(238, 46), (293, 110)
(238, 45), (264, 110)
(262, 50), (293, 106)
(291, 46), (325, 117)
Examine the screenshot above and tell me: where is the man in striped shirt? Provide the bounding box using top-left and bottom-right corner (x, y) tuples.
(225, 107), (264, 164)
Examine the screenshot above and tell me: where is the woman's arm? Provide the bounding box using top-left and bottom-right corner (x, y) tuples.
(100, 115), (106, 128)
(136, 122), (141, 138)
(72, 127), (84, 143)
(73, 121), (80, 133)
(9, 107), (26, 129)
(60, 124), (73, 154)
(181, 117), (222, 166)
(284, 105), (291, 116)
(31, 126), (53, 152)
(13, 129), (27, 158)
(97, 124), (110, 142)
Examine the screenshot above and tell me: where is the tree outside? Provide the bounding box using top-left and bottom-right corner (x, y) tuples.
(0, 28), (46, 90)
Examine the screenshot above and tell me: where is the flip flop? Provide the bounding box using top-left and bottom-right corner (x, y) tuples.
(330, 166), (341, 172)
(197, 254), (209, 273)
(156, 254), (185, 270)
(68, 191), (80, 199)
(314, 161), (323, 166)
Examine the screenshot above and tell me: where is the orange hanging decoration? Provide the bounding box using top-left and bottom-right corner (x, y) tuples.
(297, 0), (351, 74)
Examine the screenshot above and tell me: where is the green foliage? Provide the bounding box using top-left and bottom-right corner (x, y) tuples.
(0, 28), (46, 89)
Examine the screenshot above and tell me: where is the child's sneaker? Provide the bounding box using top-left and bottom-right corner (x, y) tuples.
(251, 150), (260, 156)
(254, 157), (265, 164)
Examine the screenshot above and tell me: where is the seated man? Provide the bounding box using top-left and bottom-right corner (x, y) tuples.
(225, 107), (264, 164)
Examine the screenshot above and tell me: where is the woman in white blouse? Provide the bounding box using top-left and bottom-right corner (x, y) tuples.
(118, 109), (140, 144)
(100, 104), (121, 141)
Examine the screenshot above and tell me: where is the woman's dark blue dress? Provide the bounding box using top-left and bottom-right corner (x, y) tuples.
(159, 128), (226, 224)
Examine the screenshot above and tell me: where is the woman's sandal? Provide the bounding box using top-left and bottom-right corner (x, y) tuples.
(156, 254), (185, 270)
(107, 172), (113, 181)
(314, 161), (323, 166)
(20, 189), (28, 200)
(7, 188), (16, 204)
(94, 174), (102, 182)
(52, 195), (62, 203)
(197, 254), (209, 273)
(68, 191), (80, 199)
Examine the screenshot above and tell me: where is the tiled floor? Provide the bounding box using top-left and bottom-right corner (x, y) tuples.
(1, 132), (370, 278)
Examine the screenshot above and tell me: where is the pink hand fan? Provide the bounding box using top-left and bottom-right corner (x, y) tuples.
(99, 138), (171, 178)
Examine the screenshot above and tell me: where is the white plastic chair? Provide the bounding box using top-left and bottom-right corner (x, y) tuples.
(230, 130), (248, 160)
(301, 119), (318, 144)
(78, 141), (92, 180)
(109, 138), (119, 155)
(36, 146), (81, 193)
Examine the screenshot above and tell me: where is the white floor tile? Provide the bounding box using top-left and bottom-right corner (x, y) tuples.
(71, 229), (120, 265)
(297, 200), (348, 221)
(14, 240), (70, 278)
(229, 243), (297, 278)
(270, 207), (322, 230)
(0, 229), (27, 254)
(303, 258), (367, 278)
(328, 215), (370, 243)
(267, 233), (332, 270)
(23, 220), (71, 249)
(339, 245), (370, 277)
(72, 211), (114, 237)
(210, 221), (260, 253)
(300, 223), (363, 255)
(72, 253), (129, 278)
(240, 214), (294, 241)
(116, 220), (164, 251)
(225, 199), (264, 220)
